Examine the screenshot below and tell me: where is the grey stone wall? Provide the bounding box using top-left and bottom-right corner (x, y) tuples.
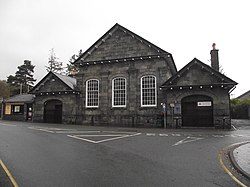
(173, 64), (221, 86)
(37, 75), (72, 92)
(76, 58), (172, 127)
(32, 72), (80, 124)
(84, 29), (158, 62)
(33, 94), (79, 124)
(163, 87), (231, 129)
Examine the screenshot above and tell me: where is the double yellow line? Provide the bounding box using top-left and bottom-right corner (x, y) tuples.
(0, 159), (19, 187)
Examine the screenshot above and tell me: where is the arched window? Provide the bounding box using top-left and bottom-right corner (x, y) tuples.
(86, 79), (99, 108)
(112, 77), (126, 107)
(141, 75), (157, 107)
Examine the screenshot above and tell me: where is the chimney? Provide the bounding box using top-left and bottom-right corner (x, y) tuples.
(210, 43), (220, 71)
(210, 43), (219, 71)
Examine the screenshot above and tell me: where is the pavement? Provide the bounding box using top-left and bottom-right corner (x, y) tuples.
(229, 142), (250, 180)
(229, 119), (250, 181)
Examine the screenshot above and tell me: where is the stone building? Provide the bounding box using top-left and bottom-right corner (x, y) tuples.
(1, 94), (34, 121)
(30, 71), (80, 124)
(236, 90), (250, 119)
(237, 90), (250, 101)
(161, 55), (237, 128)
(73, 23), (177, 127)
(30, 24), (237, 128)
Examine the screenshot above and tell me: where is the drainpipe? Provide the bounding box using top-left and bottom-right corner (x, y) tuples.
(229, 86), (236, 94)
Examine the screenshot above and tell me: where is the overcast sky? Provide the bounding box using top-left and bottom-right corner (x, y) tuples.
(0, 0), (249, 97)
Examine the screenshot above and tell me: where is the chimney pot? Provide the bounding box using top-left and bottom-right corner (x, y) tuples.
(212, 43), (216, 50)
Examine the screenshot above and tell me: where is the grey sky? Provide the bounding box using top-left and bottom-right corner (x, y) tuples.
(0, 0), (249, 97)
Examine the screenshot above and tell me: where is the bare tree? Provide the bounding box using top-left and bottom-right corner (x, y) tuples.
(45, 48), (63, 74)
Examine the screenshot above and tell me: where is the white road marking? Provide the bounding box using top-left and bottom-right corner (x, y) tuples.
(68, 133), (141, 144)
(56, 131), (101, 134)
(172, 136), (204, 146)
(235, 134), (245, 137)
(0, 123), (17, 127)
(28, 127), (54, 133)
(159, 134), (168, 136)
(76, 134), (126, 137)
(212, 135), (224, 138)
(102, 131), (136, 134)
(34, 129), (55, 133)
(27, 126), (248, 142)
(67, 135), (98, 144)
(43, 128), (76, 131)
(146, 133), (156, 136)
(224, 134), (241, 137)
(231, 125), (237, 130)
(172, 134), (181, 136)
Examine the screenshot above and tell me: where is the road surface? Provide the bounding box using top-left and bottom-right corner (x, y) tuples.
(0, 120), (249, 186)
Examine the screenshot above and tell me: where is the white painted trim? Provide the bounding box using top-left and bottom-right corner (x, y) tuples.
(140, 75), (157, 107)
(112, 77), (126, 108)
(86, 79), (99, 108)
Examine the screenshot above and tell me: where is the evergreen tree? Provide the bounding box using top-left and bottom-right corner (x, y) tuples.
(45, 48), (63, 74)
(7, 60), (36, 95)
(66, 49), (82, 76)
(0, 80), (10, 98)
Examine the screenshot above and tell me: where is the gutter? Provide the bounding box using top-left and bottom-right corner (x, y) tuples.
(229, 85), (236, 94)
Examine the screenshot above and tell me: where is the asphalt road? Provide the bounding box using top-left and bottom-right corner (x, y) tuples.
(0, 120), (250, 187)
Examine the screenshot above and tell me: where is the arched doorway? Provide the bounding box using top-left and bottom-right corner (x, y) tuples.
(181, 95), (213, 127)
(44, 100), (62, 123)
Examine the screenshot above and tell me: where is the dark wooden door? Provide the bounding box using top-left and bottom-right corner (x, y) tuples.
(44, 100), (62, 123)
(182, 95), (213, 127)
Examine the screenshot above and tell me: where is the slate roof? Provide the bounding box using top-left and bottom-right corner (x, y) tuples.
(4, 94), (34, 103)
(73, 23), (177, 74)
(237, 90), (250, 100)
(53, 72), (77, 90)
(30, 71), (79, 93)
(161, 58), (237, 88)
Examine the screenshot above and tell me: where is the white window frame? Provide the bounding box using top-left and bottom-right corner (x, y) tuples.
(112, 77), (126, 107)
(86, 79), (99, 108)
(141, 75), (157, 107)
